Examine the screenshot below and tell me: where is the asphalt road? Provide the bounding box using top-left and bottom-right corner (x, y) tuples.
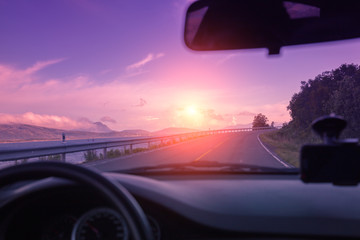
(88, 130), (291, 172)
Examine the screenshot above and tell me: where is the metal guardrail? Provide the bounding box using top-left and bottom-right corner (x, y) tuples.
(0, 127), (276, 163)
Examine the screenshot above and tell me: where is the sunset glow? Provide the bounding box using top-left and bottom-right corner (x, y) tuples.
(182, 105), (202, 128)
(1, 1), (360, 132)
(185, 106), (198, 116)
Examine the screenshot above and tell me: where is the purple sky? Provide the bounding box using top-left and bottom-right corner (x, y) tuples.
(1, 0), (360, 131)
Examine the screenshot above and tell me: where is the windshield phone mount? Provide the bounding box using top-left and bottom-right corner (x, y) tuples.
(301, 114), (360, 185)
(312, 114), (347, 145)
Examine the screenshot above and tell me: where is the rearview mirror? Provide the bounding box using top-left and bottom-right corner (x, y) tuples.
(184, 0), (360, 54)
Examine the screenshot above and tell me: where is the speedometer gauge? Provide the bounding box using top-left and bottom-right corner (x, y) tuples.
(71, 208), (129, 240)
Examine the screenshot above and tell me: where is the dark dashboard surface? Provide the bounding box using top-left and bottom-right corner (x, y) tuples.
(1, 172), (360, 239)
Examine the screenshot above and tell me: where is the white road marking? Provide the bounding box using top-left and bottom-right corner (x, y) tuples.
(257, 134), (293, 168)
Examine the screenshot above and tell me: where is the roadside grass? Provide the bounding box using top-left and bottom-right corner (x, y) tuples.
(82, 137), (189, 163)
(38, 154), (61, 161)
(259, 130), (301, 167)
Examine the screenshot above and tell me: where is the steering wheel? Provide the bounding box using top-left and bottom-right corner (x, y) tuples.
(0, 161), (153, 240)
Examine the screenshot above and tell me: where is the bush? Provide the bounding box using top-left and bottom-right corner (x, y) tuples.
(38, 154), (61, 161)
(84, 150), (99, 162)
(106, 149), (121, 158)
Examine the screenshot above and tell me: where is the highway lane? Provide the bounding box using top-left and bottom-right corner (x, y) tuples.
(89, 130), (290, 172)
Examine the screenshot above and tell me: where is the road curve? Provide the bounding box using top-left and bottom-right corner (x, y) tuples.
(89, 130), (289, 172)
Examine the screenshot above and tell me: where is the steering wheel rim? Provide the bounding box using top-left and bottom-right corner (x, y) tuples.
(0, 161), (153, 240)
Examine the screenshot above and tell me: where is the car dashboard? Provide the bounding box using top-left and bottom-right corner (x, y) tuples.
(1, 171), (360, 240)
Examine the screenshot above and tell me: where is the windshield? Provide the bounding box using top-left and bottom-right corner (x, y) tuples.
(1, 0), (359, 173)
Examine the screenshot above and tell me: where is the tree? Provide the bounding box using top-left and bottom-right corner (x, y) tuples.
(252, 113), (269, 128)
(324, 75), (360, 137)
(286, 63), (360, 138)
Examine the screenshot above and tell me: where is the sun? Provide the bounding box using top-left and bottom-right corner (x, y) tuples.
(185, 105), (198, 116)
(176, 105), (204, 128)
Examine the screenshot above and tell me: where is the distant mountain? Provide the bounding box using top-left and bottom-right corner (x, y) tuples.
(225, 123), (252, 129)
(0, 124), (65, 142)
(0, 124), (150, 143)
(118, 129), (151, 136)
(76, 121), (113, 133)
(0, 124), (209, 143)
(152, 127), (198, 136)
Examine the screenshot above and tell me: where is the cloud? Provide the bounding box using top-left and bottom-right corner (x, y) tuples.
(100, 69), (112, 75)
(123, 70), (149, 79)
(0, 112), (94, 130)
(134, 98), (147, 107)
(237, 111), (256, 117)
(100, 116), (117, 124)
(202, 109), (224, 121)
(145, 116), (160, 121)
(155, 53), (165, 58)
(126, 53), (164, 71)
(169, 107), (227, 129)
(229, 102), (290, 126)
(0, 58), (65, 89)
(24, 58), (65, 75)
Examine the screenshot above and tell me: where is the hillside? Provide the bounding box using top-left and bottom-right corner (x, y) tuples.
(118, 129), (151, 136)
(0, 124), (65, 142)
(152, 127), (198, 136)
(0, 124), (150, 143)
(0, 124), (207, 143)
(225, 123), (252, 129)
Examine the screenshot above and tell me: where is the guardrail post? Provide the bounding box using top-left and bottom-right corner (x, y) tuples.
(61, 153), (66, 162)
(129, 144), (133, 154)
(122, 146), (125, 155)
(103, 147), (107, 160)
